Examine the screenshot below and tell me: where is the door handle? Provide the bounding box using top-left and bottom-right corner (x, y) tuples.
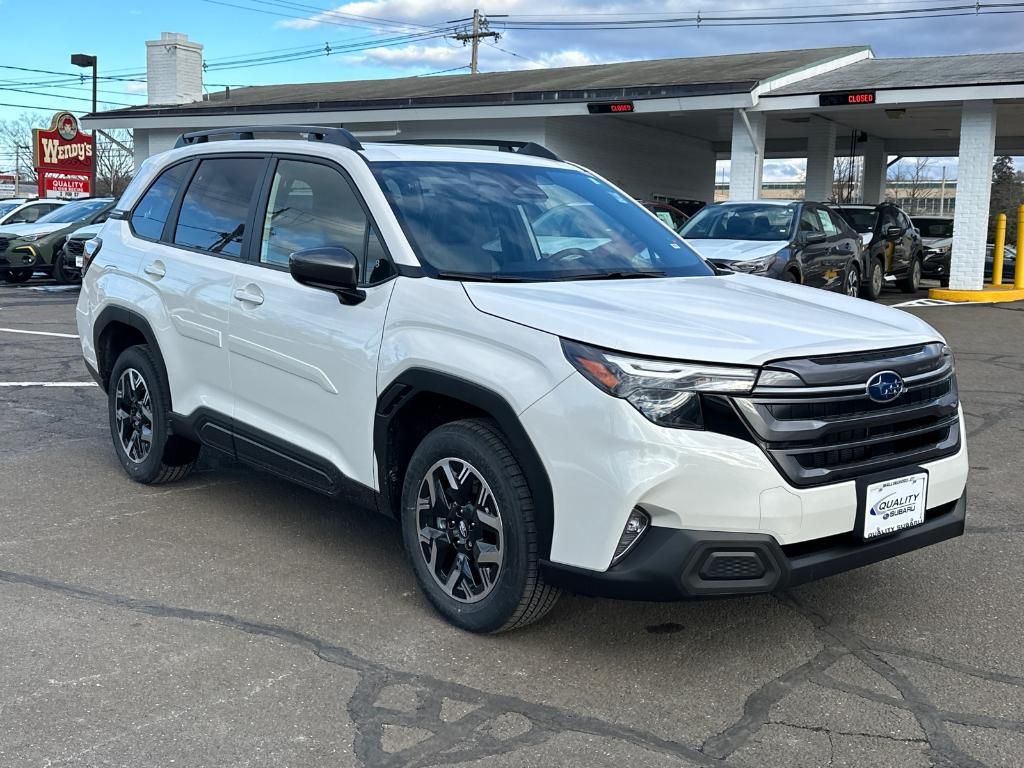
(233, 285), (264, 306)
(144, 261), (166, 278)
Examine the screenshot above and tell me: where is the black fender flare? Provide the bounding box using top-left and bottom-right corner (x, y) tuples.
(375, 368), (555, 559)
(92, 305), (168, 395)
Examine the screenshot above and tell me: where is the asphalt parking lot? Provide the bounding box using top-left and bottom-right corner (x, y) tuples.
(1, 276), (1022, 768)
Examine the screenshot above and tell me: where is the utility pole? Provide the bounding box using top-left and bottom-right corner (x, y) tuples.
(71, 53), (98, 196)
(453, 9), (499, 74)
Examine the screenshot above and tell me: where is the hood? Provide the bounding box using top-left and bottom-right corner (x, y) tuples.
(67, 223), (104, 240)
(0, 222), (67, 238)
(686, 239), (787, 263)
(463, 273), (941, 366)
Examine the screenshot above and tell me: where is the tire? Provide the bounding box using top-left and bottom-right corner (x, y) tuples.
(401, 418), (560, 633)
(107, 344), (200, 484)
(782, 270), (799, 284)
(898, 257), (922, 294)
(842, 263), (860, 298)
(860, 257), (884, 300)
(940, 277), (950, 288)
(52, 248), (80, 285)
(4, 268), (32, 284)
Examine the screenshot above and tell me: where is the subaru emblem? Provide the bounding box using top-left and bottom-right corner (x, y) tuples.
(866, 370), (905, 403)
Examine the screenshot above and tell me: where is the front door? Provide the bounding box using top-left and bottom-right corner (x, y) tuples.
(796, 206), (832, 287)
(227, 156), (396, 490)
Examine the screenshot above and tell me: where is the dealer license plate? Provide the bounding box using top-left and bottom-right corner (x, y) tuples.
(863, 473), (928, 539)
(75, 255), (84, 268)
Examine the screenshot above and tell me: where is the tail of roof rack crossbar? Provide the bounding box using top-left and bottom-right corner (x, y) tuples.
(174, 125), (362, 151)
(388, 138), (561, 162)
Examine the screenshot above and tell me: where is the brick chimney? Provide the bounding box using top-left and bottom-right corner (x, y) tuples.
(145, 32), (203, 105)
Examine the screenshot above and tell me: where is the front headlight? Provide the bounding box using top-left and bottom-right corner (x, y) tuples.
(20, 233), (45, 242)
(731, 253), (779, 273)
(561, 339), (757, 429)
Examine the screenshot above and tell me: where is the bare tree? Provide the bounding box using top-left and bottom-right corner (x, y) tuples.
(832, 154), (861, 204)
(0, 111), (47, 187)
(94, 129), (134, 197)
(886, 157), (935, 213)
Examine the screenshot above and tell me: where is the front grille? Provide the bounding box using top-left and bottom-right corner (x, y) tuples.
(729, 343), (961, 486)
(66, 239), (85, 256)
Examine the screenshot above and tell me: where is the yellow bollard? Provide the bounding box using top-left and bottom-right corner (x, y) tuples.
(1016, 204), (1024, 289)
(992, 213), (1006, 287)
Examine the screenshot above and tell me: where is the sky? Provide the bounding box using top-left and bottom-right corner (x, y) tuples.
(1, 0), (1022, 180)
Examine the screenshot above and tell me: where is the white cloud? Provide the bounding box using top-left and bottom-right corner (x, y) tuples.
(122, 81), (148, 95)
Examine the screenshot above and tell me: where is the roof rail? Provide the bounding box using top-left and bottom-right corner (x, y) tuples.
(388, 138), (561, 162)
(173, 125), (363, 151)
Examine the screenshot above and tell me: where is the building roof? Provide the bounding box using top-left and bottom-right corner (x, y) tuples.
(769, 52), (1024, 95)
(86, 46), (866, 119)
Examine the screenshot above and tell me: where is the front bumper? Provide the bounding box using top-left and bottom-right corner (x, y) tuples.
(542, 491), (966, 600)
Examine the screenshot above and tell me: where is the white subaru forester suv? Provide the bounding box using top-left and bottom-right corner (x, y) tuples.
(77, 127), (968, 633)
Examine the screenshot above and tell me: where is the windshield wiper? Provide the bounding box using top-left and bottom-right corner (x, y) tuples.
(555, 270), (667, 281)
(434, 270), (535, 283)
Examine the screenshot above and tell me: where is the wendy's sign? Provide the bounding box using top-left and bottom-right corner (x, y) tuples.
(33, 112), (93, 197)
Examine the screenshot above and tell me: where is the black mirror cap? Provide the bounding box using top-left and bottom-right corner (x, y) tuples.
(289, 246), (366, 305)
(885, 225), (903, 240)
(804, 231), (828, 245)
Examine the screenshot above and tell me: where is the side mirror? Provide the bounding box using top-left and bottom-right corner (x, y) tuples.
(289, 246), (365, 305)
(885, 225), (903, 240)
(804, 231), (828, 245)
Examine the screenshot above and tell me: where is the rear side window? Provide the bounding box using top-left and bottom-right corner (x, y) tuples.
(174, 157), (264, 257)
(130, 163), (190, 240)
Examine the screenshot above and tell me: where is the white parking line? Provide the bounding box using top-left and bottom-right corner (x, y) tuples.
(0, 382), (97, 387)
(0, 327), (79, 339)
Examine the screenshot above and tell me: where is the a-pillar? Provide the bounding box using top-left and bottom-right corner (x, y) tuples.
(729, 109), (766, 201)
(950, 101), (997, 290)
(805, 116), (837, 201)
(860, 136), (887, 205)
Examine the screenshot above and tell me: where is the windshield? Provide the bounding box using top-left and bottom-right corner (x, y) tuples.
(680, 203), (795, 241)
(835, 207), (876, 234)
(0, 202), (20, 217)
(371, 162), (712, 281)
(36, 199), (110, 224)
(914, 218), (954, 239)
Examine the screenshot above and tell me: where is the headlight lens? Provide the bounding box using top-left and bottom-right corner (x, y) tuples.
(730, 253), (779, 273)
(20, 233), (44, 242)
(561, 339), (757, 429)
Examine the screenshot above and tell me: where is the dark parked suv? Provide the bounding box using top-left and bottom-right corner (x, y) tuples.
(829, 203), (924, 298)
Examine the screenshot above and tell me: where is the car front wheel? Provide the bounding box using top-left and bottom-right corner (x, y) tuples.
(53, 248), (81, 285)
(4, 268), (32, 284)
(401, 419), (560, 633)
(108, 345), (200, 484)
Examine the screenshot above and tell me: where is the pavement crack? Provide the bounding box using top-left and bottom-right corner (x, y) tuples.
(0, 568), (724, 768)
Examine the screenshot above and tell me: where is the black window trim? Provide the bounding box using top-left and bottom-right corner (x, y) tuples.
(244, 152), (398, 288)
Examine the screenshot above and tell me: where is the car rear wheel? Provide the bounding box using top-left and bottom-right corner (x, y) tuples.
(899, 257), (922, 293)
(782, 270), (799, 283)
(860, 258), (884, 300)
(53, 248), (81, 285)
(4, 268), (32, 284)
(843, 263), (860, 298)
(108, 345), (200, 484)
(401, 418), (560, 633)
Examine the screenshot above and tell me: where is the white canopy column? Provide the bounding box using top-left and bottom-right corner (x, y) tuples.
(729, 109), (766, 201)
(950, 100), (998, 290)
(860, 136), (887, 205)
(804, 116), (837, 201)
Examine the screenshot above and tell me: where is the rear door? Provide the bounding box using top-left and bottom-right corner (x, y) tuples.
(133, 154), (267, 421)
(227, 155), (397, 490)
(795, 205), (831, 287)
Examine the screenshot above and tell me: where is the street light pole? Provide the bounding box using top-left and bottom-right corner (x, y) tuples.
(71, 53), (97, 197)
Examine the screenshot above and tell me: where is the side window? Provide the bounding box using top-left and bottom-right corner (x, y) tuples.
(816, 209), (838, 236)
(366, 225), (395, 284)
(879, 207), (898, 231)
(174, 157), (264, 257)
(799, 208), (823, 235)
(259, 159), (376, 276)
(20, 207), (42, 223)
(827, 210), (848, 234)
(130, 163), (190, 241)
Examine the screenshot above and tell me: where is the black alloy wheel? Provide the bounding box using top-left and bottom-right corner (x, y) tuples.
(53, 248), (81, 285)
(416, 457), (504, 603)
(114, 367), (154, 465)
(843, 263), (860, 298)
